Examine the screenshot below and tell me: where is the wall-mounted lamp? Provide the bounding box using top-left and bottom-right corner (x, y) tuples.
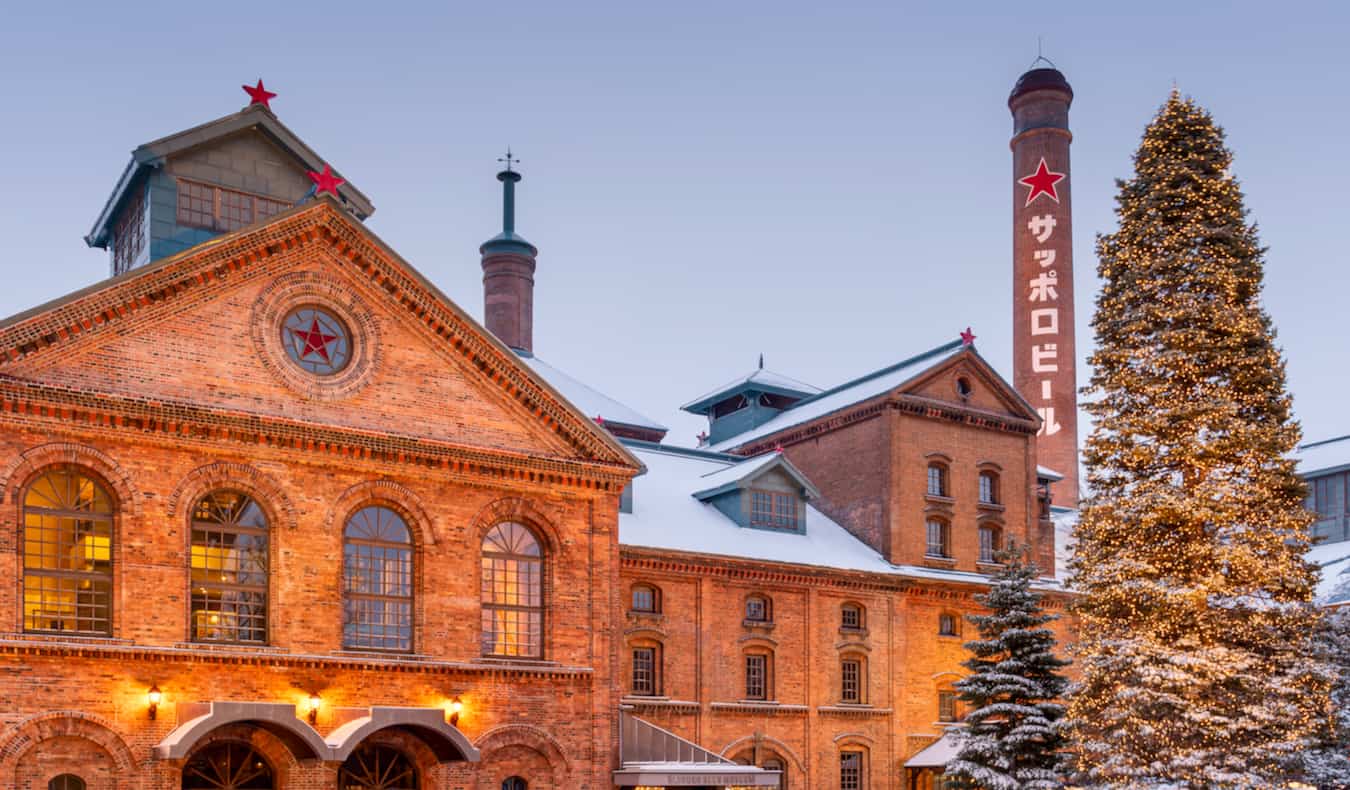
(147, 684), (163, 721)
(449, 696), (464, 726)
(306, 694), (321, 725)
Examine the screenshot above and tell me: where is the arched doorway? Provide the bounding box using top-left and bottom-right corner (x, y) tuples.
(182, 741), (274, 789)
(338, 743), (418, 789)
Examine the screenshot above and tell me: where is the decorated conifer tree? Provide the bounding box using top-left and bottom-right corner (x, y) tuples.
(946, 543), (1070, 790)
(1301, 606), (1350, 786)
(1068, 91), (1329, 786)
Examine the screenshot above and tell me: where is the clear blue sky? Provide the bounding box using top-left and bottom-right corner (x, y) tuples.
(1, 1), (1345, 448)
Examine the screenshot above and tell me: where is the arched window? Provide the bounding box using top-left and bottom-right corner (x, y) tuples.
(841, 656), (866, 703)
(49, 776), (85, 790)
(926, 463), (948, 497)
(840, 749), (865, 790)
(183, 741), (274, 789)
(840, 602), (864, 631)
(190, 490), (269, 644)
(979, 471), (999, 505)
(744, 594), (771, 623)
(631, 583), (660, 614)
(344, 505), (414, 651)
(338, 743), (417, 789)
(502, 778), (528, 790)
(23, 466), (114, 635)
(481, 522), (544, 658)
(744, 650), (773, 700)
(979, 525), (1001, 564)
(939, 612), (959, 637)
(925, 519), (950, 558)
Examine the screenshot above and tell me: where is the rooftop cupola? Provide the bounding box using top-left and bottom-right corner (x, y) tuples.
(480, 150), (539, 353)
(682, 356), (821, 446)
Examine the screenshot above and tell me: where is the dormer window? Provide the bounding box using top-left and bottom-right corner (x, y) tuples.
(711, 395), (749, 419)
(750, 489), (799, 530)
(177, 178), (290, 233)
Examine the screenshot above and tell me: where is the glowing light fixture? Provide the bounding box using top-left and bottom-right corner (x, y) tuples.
(306, 694), (321, 725)
(449, 696), (464, 726)
(147, 684), (163, 720)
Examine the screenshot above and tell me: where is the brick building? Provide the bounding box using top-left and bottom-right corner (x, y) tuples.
(0, 68), (1079, 790)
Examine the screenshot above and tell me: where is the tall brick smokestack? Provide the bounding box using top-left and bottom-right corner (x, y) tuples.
(1010, 64), (1079, 507)
(481, 157), (538, 353)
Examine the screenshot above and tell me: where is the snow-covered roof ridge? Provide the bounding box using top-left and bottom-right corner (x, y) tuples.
(517, 353), (668, 432)
(680, 368), (822, 413)
(708, 339), (965, 451)
(691, 451), (822, 501)
(1297, 434), (1350, 477)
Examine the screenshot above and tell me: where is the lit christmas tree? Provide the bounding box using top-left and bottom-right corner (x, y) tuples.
(1068, 91), (1329, 786)
(946, 543), (1070, 789)
(1301, 607), (1350, 786)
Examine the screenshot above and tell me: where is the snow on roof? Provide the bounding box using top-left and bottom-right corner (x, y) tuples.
(1297, 435), (1350, 477)
(620, 444), (1063, 591)
(690, 450), (821, 501)
(708, 341), (965, 451)
(904, 730), (961, 768)
(1052, 507), (1078, 586)
(681, 368), (822, 412)
(1037, 465), (1064, 481)
(1308, 539), (1350, 607)
(517, 353), (668, 432)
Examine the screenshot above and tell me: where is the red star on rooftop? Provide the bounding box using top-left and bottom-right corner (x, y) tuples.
(307, 164), (345, 198)
(242, 79), (277, 110)
(292, 318), (337, 363)
(1018, 157), (1065, 207)
(960, 327), (976, 347)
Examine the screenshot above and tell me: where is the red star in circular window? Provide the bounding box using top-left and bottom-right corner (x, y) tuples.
(281, 306), (351, 375)
(292, 318), (337, 363)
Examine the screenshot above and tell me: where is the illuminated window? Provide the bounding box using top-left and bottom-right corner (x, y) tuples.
(631, 584), (659, 613)
(745, 652), (771, 700)
(979, 525), (1001, 564)
(343, 505), (413, 651)
(190, 490), (269, 644)
(841, 603), (864, 630)
(183, 742), (273, 789)
(481, 522), (544, 658)
(939, 613), (959, 636)
(841, 658), (863, 703)
(926, 519), (950, 558)
(632, 646), (660, 696)
(22, 467), (114, 636)
(927, 463), (948, 497)
(338, 744), (416, 790)
(939, 690), (958, 722)
(840, 750), (864, 790)
(48, 774), (85, 790)
(745, 594), (771, 623)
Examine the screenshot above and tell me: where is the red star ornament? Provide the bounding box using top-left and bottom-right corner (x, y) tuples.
(1018, 157), (1065, 207)
(242, 79), (277, 110)
(307, 164), (346, 198)
(960, 327), (976, 347)
(292, 318), (337, 362)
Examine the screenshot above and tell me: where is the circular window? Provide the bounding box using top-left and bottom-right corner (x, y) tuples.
(281, 305), (352, 376)
(956, 377), (973, 399)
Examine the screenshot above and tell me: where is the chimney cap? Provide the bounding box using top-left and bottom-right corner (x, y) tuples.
(1009, 67), (1073, 108)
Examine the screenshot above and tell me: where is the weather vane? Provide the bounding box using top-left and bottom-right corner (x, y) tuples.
(498, 147), (519, 173)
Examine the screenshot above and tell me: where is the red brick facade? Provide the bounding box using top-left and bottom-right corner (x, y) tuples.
(0, 200), (639, 789)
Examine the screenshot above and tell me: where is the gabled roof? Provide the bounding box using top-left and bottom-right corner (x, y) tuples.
(691, 451), (822, 501)
(86, 103), (374, 248)
(1297, 435), (1350, 478)
(708, 339), (1024, 452)
(517, 352), (668, 433)
(681, 368), (821, 414)
(8, 197), (638, 477)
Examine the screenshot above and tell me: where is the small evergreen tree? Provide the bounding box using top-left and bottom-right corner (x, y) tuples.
(946, 543), (1070, 789)
(1301, 607), (1350, 787)
(1068, 91), (1329, 786)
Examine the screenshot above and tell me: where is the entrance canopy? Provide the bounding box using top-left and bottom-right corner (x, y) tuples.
(903, 730), (961, 769)
(613, 713), (780, 788)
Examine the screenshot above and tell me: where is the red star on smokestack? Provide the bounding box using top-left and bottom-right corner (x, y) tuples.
(1018, 157), (1065, 207)
(307, 164), (345, 198)
(960, 327), (976, 347)
(242, 79), (278, 110)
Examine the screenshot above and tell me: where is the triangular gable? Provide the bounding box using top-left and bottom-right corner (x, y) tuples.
(900, 347), (1041, 424)
(6, 197), (638, 474)
(691, 452), (822, 501)
(87, 104), (373, 248)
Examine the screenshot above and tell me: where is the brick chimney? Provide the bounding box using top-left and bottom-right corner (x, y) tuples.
(480, 154), (538, 353)
(1010, 62), (1079, 507)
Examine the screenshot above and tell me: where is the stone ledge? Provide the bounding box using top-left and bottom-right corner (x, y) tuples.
(709, 701), (809, 715)
(817, 705), (893, 717)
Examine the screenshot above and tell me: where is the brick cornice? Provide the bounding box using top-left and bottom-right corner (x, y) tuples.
(0, 635), (595, 682)
(0, 375), (632, 493)
(0, 200), (637, 472)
